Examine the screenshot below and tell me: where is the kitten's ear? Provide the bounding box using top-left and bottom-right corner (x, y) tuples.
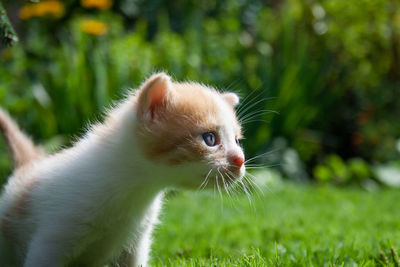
(137, 72), (174, 121)
(222, 92), (240, 107)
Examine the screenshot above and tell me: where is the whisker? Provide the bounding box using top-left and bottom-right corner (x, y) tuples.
(243, 174), (264, 196)
(245, 162), (272, 166)
(224, 175), (245, 208)
(240, 95), (277, 115)
(213, 177), (216, 196)
(245, 163), (273, 167)
(237, 97), (269, 118)
(224, 79), (244, 94)
(239, 179), (252, 205)
(240, 110), (279, 124)
(241, 108), (279, 119)
(244, 149), (282, 164)
(215, 173), (225, 212)
(241, 119), (271, 125)
(245, 163), (281, 169)
(217, 168), (230, 198)
(236, 90), (262, 115)
(247, 171), (276, 195)
(237, 92), (266, 116)
(225, 169), (252, 203)
(225, 172), (242, 196)
(215, 173), (222, 199)
(198, 168), (213, 191)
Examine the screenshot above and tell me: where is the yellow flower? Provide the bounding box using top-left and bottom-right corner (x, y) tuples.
(81, 0), (112, 10)
(19, 0), (65, 20)
(19, 7), (32, 20)
(80, 19), (109, 36)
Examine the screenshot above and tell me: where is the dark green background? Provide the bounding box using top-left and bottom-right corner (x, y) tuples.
(1, 0), (400, 185)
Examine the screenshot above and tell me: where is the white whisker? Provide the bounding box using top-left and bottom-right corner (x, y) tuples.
(240, 109), (279, 123)
(237, 97), (269, 118)
(244, 148), (282, 164)
(245, 164), (281, 169)
(225, 172), (241, 196)
(215, 173), (222, 199)
(236, 90), (262, 115)
(218, 169), (231, 198)
(243, 174), (264, 196)
(198, 168), (213, 191)
(241, 119), (271, 125)
(239, 179), (252, 205)
(246, 172), (274, 195)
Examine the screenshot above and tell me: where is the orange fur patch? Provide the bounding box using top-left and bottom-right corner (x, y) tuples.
(136, 81), (241, 165)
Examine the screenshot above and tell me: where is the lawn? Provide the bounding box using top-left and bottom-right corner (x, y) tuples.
(151, 180), (400, 266)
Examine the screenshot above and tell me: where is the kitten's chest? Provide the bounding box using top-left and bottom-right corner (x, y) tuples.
(69, 192), (159, 265)
(70, 216), (139, 266)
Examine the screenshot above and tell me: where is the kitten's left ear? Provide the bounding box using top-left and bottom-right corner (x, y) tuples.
(222, 92), (240, 107)
(137, 72), (174, 121)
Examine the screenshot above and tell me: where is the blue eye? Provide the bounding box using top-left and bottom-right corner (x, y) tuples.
(202, 132), (217, 146)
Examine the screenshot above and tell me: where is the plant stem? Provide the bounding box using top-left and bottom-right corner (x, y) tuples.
(0, 1), (18, 46)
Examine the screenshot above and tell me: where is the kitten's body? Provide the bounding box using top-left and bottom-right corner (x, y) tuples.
(0, 73), (245, 266)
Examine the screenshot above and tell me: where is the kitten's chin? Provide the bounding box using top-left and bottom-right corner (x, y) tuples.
(238, 167), (246, 179)
(226, 166), (245, 180)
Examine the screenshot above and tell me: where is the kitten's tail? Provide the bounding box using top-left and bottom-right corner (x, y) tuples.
(0, 109), (44, 168)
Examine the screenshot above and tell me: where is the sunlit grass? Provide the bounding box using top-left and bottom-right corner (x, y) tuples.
(152, 181), (400, 266)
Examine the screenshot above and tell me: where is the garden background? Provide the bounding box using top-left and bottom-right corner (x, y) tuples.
(1, 0), (400, 265)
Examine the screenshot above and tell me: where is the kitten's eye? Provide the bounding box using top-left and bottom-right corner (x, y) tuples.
(235, 138), (240, 145)
(202, 132), (217, 147)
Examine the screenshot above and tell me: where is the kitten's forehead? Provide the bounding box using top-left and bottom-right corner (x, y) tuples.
(172, 82), (241, 135)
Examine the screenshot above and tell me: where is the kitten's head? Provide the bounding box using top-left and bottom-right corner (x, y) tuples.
(135, 73), (245, 189)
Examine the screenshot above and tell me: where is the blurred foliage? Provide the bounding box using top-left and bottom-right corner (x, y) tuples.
(0, 1), (18, 45)
(313, 155), (376, 186)
(0, 0), (400, 185)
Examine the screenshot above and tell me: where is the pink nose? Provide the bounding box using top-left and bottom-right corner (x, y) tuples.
(230, 155), (244, 168)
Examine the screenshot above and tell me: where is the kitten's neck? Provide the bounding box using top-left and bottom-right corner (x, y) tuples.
(83, 98), (171, 192)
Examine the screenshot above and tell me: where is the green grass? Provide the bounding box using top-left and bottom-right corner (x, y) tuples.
(151, 181), (400, 266)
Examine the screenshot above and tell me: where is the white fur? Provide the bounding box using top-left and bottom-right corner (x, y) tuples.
(0, 98), (209, 267)
(0, 82), (244, 267)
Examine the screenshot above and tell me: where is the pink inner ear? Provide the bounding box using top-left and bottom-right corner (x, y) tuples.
(148, 82), (167, 110)
(147, 79), (169, 119)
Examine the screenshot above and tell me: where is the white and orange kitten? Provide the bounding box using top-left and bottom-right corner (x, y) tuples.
(0, 73), (245, 267)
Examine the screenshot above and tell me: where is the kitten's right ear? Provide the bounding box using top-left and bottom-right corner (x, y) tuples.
(137, 72), (174, 121)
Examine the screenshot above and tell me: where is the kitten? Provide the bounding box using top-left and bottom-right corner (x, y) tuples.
(0, 73), (245, 267)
